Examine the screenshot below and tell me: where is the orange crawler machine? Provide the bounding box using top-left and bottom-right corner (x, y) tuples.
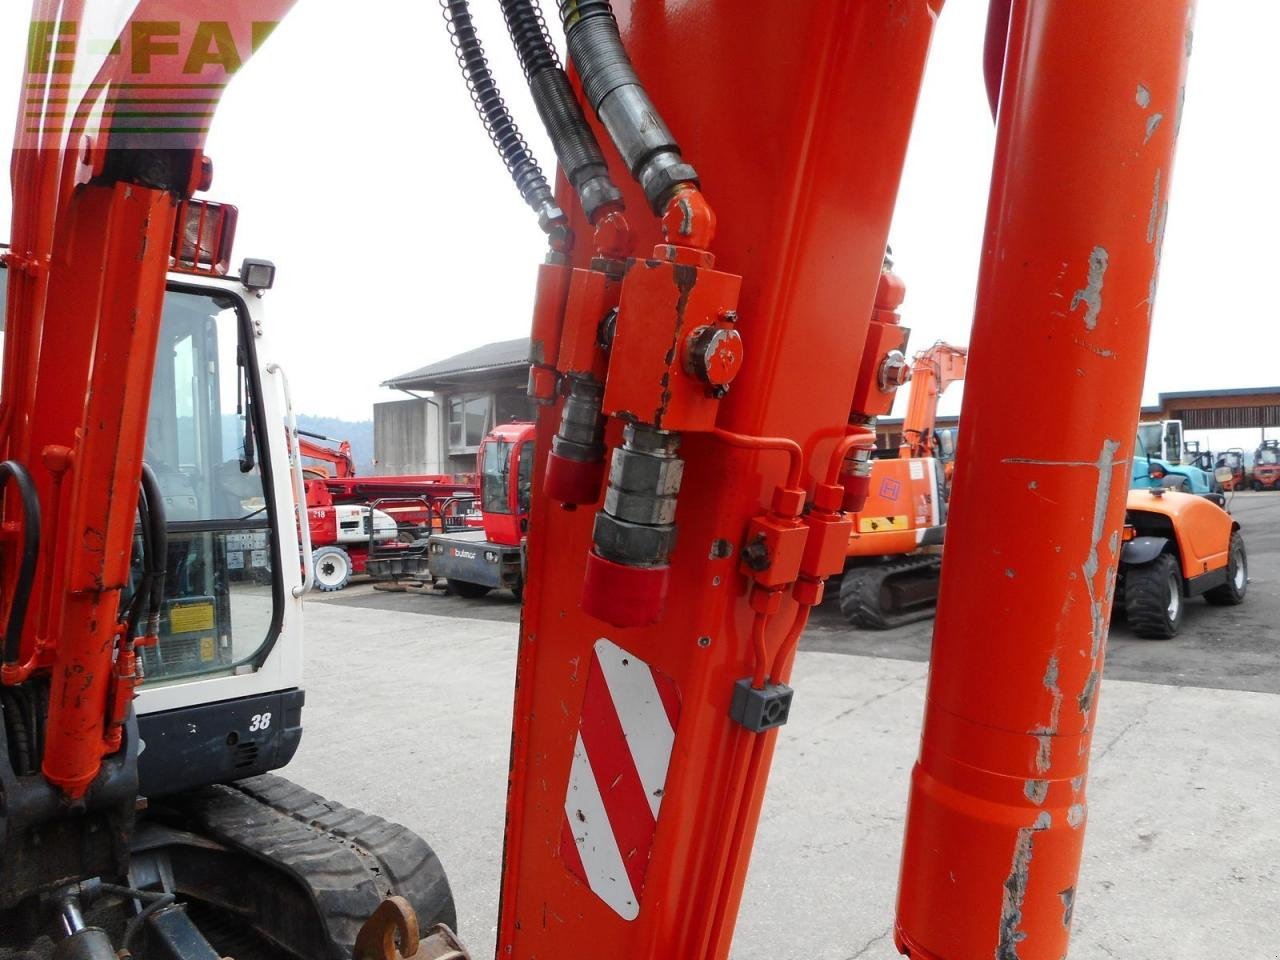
(838, 332), (967, 629)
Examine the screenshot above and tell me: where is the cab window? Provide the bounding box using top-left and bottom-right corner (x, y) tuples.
(136, 288), (279, 686)
(481, 439), (512, 515)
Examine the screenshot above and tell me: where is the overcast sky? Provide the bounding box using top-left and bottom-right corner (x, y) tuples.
(2, 3), (1276, 449)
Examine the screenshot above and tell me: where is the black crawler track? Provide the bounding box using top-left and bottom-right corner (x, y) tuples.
(838, 556), (943, 629)
(160, 774), (456, 960)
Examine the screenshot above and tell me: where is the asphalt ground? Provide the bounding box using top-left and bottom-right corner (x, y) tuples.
(294, 491), (1280, 958)
(315, 491), (1280, 695)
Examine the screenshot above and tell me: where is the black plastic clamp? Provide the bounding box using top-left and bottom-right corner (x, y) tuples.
(730, 678), (794, 732)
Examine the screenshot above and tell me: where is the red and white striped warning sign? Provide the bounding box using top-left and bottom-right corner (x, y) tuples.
(560, 638), (682, 920)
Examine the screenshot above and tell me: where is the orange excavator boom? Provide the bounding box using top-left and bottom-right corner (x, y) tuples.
(899, 341), (968, 459)
(297, 429), (356, 478)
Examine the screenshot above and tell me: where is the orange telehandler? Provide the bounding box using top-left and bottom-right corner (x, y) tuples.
(0, 2), (1199, 959)
(838, 318), (968, 628)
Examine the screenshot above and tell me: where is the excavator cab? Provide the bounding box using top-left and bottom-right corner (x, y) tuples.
(0, 259), (283, 696)
(134, 287), (276, 685)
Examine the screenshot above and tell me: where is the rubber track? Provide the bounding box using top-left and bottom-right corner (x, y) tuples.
(838, 557), (942, 630)
(175, 774), (455, 959)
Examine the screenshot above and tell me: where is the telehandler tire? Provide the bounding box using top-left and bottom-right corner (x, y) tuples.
(1123, 553), (1183, 639)
(1205, 531), (1248, 606)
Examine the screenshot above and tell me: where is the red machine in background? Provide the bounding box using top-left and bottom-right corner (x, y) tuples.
(1216, 447), (1247, 490)
(366, 422), (535, 598)
(298, 428), (356, 478)
(292, 430), (478, 591)
(1250, 439), (1280, 490)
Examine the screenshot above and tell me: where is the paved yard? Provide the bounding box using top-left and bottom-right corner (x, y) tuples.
(297, 494), (1280, 958)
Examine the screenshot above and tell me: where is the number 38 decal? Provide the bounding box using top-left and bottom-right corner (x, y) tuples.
(249, 712), (272, 732)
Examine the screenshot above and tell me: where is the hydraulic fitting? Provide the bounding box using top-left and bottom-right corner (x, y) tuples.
(878, 349), (910, 391)
(545, 375), (608, 505)
(557, 0), (700, 215)
(581, 424), (683, 627)
(838, 424), (878, 513)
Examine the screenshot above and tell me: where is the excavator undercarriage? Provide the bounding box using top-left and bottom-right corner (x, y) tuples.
(838, 554), (943, 630)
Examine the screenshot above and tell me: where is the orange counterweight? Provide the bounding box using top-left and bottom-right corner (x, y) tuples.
(894, 3), (1195, 958)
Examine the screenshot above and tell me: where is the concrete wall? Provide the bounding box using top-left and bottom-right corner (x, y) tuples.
(374, 397), (441, 476)
(375, 377), (535, 478)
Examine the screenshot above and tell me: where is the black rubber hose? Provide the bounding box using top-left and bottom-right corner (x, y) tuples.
(139, 463), (167, 637)
(0, 460), (41, 667)
(499, 0), (623, 222)
(441, 0), (568, 241)
(122, 893), (176, 949)
(124, 486), (153, 641)
(556, 0), (698, 213)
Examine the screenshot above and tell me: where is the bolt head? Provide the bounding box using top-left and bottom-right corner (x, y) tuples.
(878, 350), (911, 392)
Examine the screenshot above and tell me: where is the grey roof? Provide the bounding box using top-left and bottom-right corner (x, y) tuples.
(1156, 386), (1280, 402)
(383, 337), (531, 390)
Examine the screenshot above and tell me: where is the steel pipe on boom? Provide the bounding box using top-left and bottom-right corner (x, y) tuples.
(895, 3), (1196, 958)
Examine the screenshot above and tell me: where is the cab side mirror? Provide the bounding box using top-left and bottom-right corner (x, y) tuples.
(1214, 466), (1234, 485)
(1148, 464), (1167, 480)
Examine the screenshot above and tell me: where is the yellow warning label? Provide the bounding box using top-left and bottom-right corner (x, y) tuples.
(858, 515), (909, 533)
(170, 602), (214, 634)
(198, 637), (216, 662)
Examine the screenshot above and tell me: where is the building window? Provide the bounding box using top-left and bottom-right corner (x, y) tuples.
(495, 389), (534, 425)
(448, 394), (490, 452)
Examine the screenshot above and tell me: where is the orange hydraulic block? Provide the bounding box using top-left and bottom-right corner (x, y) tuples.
(895, 3), (1195, 959)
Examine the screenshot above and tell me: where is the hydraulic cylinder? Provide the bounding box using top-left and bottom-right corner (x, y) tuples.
(894, 3), (1196, 958)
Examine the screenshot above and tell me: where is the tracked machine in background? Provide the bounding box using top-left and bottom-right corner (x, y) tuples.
(838, 324), (968, 629)
(1, 2), (1202, 959)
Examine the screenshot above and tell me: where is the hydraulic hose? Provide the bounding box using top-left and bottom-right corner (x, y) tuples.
(124, 487), (153, 641)
(499, 0), (623, 224)
(139, 464), (167, 638)
(0, 460), (41, 667)
(557, 0), (700, 214)
(441, 0), (570, 247)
